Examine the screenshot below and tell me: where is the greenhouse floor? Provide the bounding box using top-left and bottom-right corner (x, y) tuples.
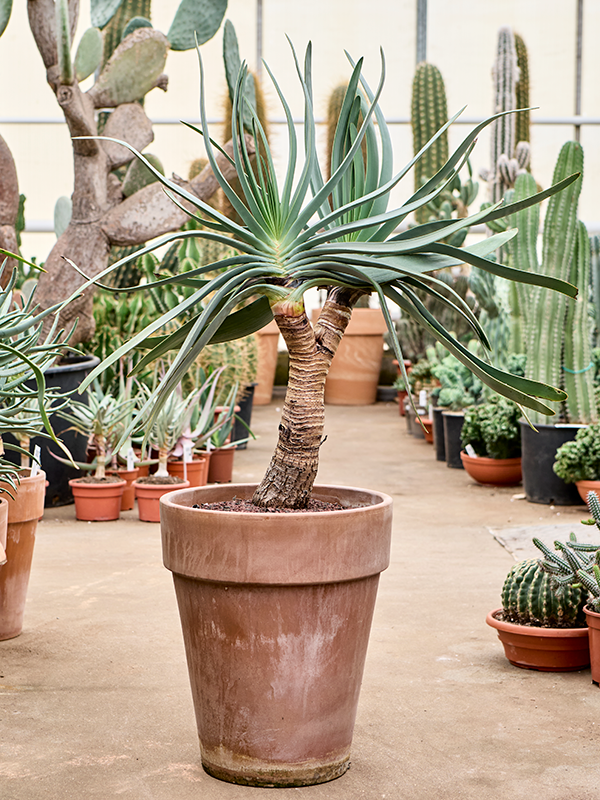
(2, 398), (599, 800)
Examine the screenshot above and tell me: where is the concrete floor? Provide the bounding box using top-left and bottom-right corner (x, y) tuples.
(2, 400), (600, 800)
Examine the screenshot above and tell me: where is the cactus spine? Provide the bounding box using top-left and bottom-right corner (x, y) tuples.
(501, 558), (587, 628)
(510, 141), (595, 424)
(411, 62), (448, 223)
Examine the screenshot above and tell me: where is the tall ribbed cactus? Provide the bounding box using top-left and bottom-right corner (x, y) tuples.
(102, 1), (152, 67)
(501, 558), (587, 627)
(590, 235), (600, 346)
(411, 62), (448, 223)
(514, 33), (530, 147)
(510, 141), (595, 424)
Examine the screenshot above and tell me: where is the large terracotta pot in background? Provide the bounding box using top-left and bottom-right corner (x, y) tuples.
(160, 483), (393, 787)
(574, 479), (600, 504)
(107, 468), (139, 511)
(461, 453), (522, 486)
(254, 320), (280, 405)
(207, 447), (235, 483)
(69, 478), (126, 521)
(584, 605), (600, 683)
(0, 497), (7, 565)
(312, 308), (387, 405)
(168, 457), (209, 487)
(133, 479), (190, 523)
(0, 470), (46, 640)
(486, 609), (590, 672)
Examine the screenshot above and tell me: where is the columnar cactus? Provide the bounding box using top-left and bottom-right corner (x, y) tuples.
(509, 141), (596, 424)
(501, 557), (587, 627)
(411, 62), (449, 223)
(590, 235), (600, 346)
(514, 33), (531, 147)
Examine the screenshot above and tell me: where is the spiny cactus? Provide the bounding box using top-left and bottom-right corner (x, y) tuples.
(74, 27), (103, 83)
(509, 141), (596, 424)
(411, 62), (449, 223)
(501, 557), (587, 628)
(514, 33), (531, 147)
(102, 0), (152, 67)
(590, 235), (600, 346)
(121, 152), (164, 197)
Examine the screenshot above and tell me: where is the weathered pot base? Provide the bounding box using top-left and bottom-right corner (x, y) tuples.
(201, 750), (350, 787)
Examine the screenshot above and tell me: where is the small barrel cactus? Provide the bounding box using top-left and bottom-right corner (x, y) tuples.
(501, 558), (587, 628)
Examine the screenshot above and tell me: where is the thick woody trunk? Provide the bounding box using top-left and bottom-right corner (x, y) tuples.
(252, 294), (358, 509)
(0, 134), (20, 288)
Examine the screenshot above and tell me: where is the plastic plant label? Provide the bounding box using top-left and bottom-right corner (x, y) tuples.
(127, 447), (135, 472)
(30, 445), (42, 476)
(419, 390), (427, 407)
(183, 442), (193, 463)
(465, 443), (477, 458)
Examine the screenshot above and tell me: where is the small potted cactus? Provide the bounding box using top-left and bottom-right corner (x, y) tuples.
(460, 397), (522, 485)
(553, 422), (600, 503)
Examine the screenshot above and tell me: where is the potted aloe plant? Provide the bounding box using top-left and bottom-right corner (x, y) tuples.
(460, 397), (522, 485)
(0, 266), (69, 639)
(66, 42), (579, 787)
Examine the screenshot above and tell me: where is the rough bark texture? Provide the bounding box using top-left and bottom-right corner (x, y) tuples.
(27, 1), (250, 344)
(252, 297), (355, 509)
(0, 134), (20, 287)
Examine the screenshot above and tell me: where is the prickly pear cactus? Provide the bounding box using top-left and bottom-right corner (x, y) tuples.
(121, 152), (164, 197)
(501, 558), (587, 628)
(102, 0), (151, 67)
(74, 27), (104, 82)
(0, 0), (12, 38)
(168, 0), (228, 51)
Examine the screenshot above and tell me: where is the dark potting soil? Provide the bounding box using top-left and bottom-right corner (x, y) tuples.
(136, 475), (185, 485)
(74, 475), (124, 484)
(495, 609), (585, 629)
(193, 497), (350, 513)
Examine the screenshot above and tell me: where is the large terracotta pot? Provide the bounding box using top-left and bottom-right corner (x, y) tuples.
(313, 308), (387, 405)
(574, 479), (600, 504)
(168, 457), (209, 487)
(69, 478), (126, 521)
(486, 609), (590, 672)
(254, 320), (280, 405)
(160, 483), (393, 787)
(584, 605), (600, 683)
(207, 447), (235, 483)
(133, 479), (190, 522)
(460, 452), (522, 486)
(0, 470), (46, 640)
(0, 497), (7, 565)
(107, 468), (139, 510)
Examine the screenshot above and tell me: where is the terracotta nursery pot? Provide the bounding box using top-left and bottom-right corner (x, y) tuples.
(167, 457), (209, 488)
(460, 453), (522, 486)
(486, 609), (590, 672)
(421, 418), (434, 444)
(0, 496), (8, 565)
(133, 479), (190, 523)
(584, 605), (600, 683)
(160, 483), (393, 787)
(69, 477), (127, 521)
(575, 480), (600, 504)
(254, 319), (280, 405)
(207, 447), (235, 483)
(107, 468), (139, 511)
(0, 469), (46, 640)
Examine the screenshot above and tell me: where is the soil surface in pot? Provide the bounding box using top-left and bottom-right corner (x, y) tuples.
(493, 609), (585, 630)
(136, 475), (185, 485)
(74, 475), (125, 484)
(195, 497), (354, 513)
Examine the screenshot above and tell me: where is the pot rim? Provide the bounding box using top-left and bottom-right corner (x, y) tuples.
(68, 477), (127, 487)
(584, 604), (600, 619)
(486, 608), (589, 637)
(461, 452), (522, 466)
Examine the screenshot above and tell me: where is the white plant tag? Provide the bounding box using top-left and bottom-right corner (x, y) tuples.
(419, 390), (427, 408)
(127, 447), (135, 472)
(465, 444), (477, 458)
(183, 442), (193, 463)
(30, 445), (42, 477)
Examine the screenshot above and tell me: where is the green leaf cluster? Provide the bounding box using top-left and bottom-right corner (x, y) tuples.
(553, 423), (600, 483)
(460, 397), (521, 459)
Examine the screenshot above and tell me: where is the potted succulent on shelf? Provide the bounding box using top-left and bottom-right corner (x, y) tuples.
(553, 422), (600, 503)
(460, 397), (522, 485)
(534, 490), (600, 682)
(57, 381), (136, 521)
(0, 268), (69, 639)
(69, 42), (578, 787)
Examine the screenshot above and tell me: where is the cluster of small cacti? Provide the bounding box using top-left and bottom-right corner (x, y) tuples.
(508, 141), (596, 425)
(480, 27), (531, 203)
(534, 491), (600, 613)
(501, 557), (587, 627)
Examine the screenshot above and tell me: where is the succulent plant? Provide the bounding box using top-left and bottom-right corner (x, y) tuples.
(514, 33), (531, 148)
(460, 397), (521, 460)
(553, 423), (600, 483)
(501, 557), (587, 628)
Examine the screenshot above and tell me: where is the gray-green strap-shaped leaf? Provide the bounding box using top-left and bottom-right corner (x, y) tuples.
(74, 27), (103, 83)
(168, 0), (228, 51)
(122, 16), (153, 41)
(91, 0), (124, 30)
(0, 0), (12, 38)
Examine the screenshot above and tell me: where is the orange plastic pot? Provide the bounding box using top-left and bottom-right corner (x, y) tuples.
(0, 470), (46, 640)
(160, 483), (393, 787)
(207, 447), (235, 483)
(575, 480), (600, 504)
(584, 605), (600, 683)
(107, 468), (139, 510)
(254, 320), (280, 405)
(167, 457), (209, 487)
(133, 479), (190, 522)
(461, 452), (522, 486)
(69, 478), (126, 521)
(486, 609), (590, 672)
(0, 497), (7, 565)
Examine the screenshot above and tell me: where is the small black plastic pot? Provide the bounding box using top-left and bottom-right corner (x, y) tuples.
(442, 411), (465, 469)
(232, 384), (256, 450)
(520, 420), (584, 505)
(432, 407), (446, 462)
